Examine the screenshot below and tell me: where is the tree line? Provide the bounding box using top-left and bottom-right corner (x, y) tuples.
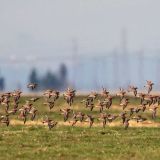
(28, 63), (68, 91)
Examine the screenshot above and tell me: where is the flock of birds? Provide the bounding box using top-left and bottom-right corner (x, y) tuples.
(0, 80), (159, 130)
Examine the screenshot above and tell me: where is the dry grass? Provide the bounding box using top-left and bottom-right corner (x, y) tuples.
(9, 119), (160, 128)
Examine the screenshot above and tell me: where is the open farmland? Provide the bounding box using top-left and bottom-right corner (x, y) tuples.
(0, 95), (160, 160)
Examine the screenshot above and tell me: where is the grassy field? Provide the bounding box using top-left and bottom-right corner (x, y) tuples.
(0, 96), (160, 160)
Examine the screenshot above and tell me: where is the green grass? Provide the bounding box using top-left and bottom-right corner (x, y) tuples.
(0, 96), (160, 160)
(0, 126), (160, 160)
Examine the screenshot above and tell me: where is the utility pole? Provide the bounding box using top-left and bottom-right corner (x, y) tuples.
(72, 38), (78, 89)
(138, 49), (144, 88)
(155, 50), (160, 90)
(112, 49), (119, 90)
(93, 57), (98, 90)
(121, 28), (130, 87)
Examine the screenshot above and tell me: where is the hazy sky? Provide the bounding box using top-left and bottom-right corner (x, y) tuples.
(0, 0), (160, 90)
(0, 0), (160, 62)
